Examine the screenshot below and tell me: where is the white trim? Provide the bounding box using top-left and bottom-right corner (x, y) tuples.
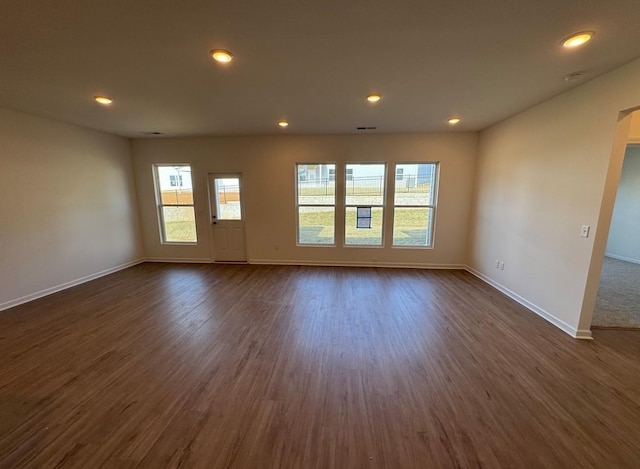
(145, 257), (211, 263)
(0, 258), (591, 342)
(0, 259), (145, 312)
(465, 266), (593, 340)
(604, 253), (640, 265)
(249, 258), (465, 269)
(573, 329), (594, 339)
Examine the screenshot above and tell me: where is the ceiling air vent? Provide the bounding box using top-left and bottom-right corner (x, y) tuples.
(140, 131), (164, 135)
(563, 71), (585, 82)
(356, 126), (377, 131)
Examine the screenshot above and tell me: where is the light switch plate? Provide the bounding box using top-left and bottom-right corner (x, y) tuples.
(581, 225), (590, 238)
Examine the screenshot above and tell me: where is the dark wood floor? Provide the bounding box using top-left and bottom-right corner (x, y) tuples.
(0, 263), (639, 468)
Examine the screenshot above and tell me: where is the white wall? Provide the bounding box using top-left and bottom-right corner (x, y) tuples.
(132, 133), (477, 267)
(0, 107), (144, 310)
(605, 144), (640, 263)
(468, 57), (640, 338)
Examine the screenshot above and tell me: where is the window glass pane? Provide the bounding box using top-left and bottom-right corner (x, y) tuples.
(157, 166), (194, 205)
(215, 178), (241, 220)
(298, 207), (335, 244)
(392, 207), (433, 246)
(393, 163), (435, 206)
(345, 164), (385, 206)
(297, 164), (336, 205)
(345, 207), (383, 246)
(162, 206), (197, 242)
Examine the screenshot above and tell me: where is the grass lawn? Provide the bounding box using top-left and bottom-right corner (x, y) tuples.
(165, 221), (197, 242)
(298, 207), (432, 246)
(163, 206), (197, 242)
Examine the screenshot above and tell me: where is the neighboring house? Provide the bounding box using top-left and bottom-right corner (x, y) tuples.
(298, 163), (433, 187)
(298, 164), (332, 183)
(158, 167), (194, 191)
(393, 164), (434, 188)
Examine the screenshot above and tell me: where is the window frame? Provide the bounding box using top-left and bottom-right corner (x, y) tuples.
(295, 163), (337, 246)
(153, 164), (198, 245)
(344, 162), (387, 248)
(391, 162), (439, 249)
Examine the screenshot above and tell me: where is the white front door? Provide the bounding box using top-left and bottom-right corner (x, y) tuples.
(208, 174), (247, 262)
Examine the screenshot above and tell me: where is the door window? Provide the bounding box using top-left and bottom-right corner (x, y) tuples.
(215, 178), (242, 220)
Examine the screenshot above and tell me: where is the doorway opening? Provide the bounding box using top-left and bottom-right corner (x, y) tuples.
(592, 110), (640, 329)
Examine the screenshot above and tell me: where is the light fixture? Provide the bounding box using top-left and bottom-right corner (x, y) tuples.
(366, 94), (382, 103)
(210, 49), (234, 63)
(94, 96), (113, 105)
(561, 31), (595, 48)
(278, 120), (289, 128)
(447, 117), (461, 125)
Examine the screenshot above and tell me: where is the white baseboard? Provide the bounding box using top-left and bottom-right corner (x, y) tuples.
(145, 257), (211, 263)
(605, 253), (640, 265)
(0, 258), (146, 312)
(2, 258), (591, 342)
(465, 266), (592, 340)
(248, 259), (466, 270)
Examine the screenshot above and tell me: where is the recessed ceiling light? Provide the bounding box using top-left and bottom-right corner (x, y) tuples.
(561, 31), (595, 48)
(447, 117), (461, 125)
(278, 120), (289, 128)
(210, 49), (234, 63)
(94, 96), (113, 105)
(366, 94), (382, 103)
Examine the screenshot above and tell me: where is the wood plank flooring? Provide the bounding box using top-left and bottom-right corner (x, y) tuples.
(0, 263), (639, 468)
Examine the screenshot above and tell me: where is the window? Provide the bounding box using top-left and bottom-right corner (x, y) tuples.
(296, 164), (335, 245)
(345, 163), (386, 246)
(214, 178), (241, 220)
(154, 165), (197, 243)
(392, 163), (437, 247)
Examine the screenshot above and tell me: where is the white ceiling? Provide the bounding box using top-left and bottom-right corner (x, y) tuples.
(2, 0), (640, 138)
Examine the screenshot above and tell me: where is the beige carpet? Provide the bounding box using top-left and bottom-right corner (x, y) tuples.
(592, 256), (640, 329)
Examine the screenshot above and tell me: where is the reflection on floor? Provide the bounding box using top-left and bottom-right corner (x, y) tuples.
(593, 256), (640, 328)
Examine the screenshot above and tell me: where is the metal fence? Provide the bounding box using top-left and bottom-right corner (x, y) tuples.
(298, 175), (430, 196)
(298, 178), (336, 196)
(345, 175), (385, 196)
(217, 185), (240, 204)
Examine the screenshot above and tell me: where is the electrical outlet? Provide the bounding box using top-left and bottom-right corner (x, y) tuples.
(496, 260), (500, 268)
(499, 261), (505, 270)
